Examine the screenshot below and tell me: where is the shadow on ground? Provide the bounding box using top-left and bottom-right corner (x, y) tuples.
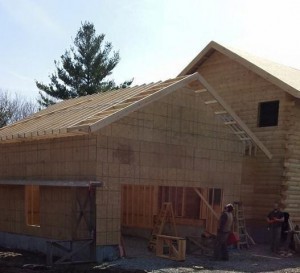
(0, 236), (300, 273)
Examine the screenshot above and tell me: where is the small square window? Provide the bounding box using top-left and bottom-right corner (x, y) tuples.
(258, 101), (279, 127)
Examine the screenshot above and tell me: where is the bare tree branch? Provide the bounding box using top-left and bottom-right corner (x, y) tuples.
(0, 90), (38, 128)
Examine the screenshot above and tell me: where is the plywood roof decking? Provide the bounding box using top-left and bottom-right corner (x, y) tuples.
(179, 41), (300, 99)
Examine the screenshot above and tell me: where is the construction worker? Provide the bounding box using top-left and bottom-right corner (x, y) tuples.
(267, 202), (284, 254)
(214, 203), (234, 261)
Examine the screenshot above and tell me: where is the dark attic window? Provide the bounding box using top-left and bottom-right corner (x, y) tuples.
(258, 100), (279, 127)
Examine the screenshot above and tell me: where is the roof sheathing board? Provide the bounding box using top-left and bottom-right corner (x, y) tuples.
(179, 41), (300, 99)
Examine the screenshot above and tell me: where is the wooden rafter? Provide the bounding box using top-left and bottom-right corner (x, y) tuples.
(194, 73), (272, 160)
(0, 71), (273, 160)
(88, 73), (198, 133)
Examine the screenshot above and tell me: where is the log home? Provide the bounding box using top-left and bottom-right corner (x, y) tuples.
(180, 41), (300, 234)
(0, 41), (298, 261)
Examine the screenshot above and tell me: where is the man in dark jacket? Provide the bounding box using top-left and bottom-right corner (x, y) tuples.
(267, 202), (284, 253)
(214, 203), (234, 261)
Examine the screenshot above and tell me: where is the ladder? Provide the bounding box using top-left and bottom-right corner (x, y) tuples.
(190, 75), (272, 160)
(148, 202), (177, 251)
(233, 201), (255, 249)
(195, 89), (257, 156)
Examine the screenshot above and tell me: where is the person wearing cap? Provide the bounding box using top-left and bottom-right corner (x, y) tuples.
(214, 203), (234, 261)
(267, 202), (284, 254)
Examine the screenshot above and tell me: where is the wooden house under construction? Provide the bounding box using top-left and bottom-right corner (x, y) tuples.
(0, 41), (299, 261)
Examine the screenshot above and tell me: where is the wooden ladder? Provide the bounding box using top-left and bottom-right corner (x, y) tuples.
(233, 201), (255, 249)
(148, 202), (177, 251)
(189, 74), (272, 160)
(195, 88), (257, 157)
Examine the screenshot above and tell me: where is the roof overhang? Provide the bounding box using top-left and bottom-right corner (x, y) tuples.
(0, 72), (272, 159)
(0, 74), (199, 143)
(0, 180), (102, 187)
(192, 73), (272, 159)
(179, 41), (300, 99)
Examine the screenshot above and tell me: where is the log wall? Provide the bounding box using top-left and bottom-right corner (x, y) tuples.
(283, 99), (300, 222)
(196, 51), (294, 220)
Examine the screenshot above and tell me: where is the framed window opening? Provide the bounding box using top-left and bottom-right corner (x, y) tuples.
(158, 186), (223, 222)
(25, 185), (40, 227)
(121, 184), (223, 233)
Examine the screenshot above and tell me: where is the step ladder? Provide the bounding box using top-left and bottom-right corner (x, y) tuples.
(233, 201), (255, 249)
(148, 202), (177, 251)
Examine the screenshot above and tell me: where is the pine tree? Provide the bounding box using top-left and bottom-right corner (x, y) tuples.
(36, 21), (132, 107)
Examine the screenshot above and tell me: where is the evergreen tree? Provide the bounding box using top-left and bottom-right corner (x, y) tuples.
(36, 21), (132, 107)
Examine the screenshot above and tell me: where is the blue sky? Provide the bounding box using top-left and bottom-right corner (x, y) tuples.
(1, 0), (300, 101)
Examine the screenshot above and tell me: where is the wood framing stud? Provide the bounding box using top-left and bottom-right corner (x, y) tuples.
(193, 188), (219, 219)
(240, 137), (251, 141)
(204, 100), (218, 105)
(156, 235), (186, 261)
(194, 89), (207, 93)
(234, 131), (246, 135)
(224, 121), (237, 125)
(215, 110), (227, 115)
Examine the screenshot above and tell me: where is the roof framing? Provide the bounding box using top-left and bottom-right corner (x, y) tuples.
(191, 74), (272, 159)
(0, 72), (272, 159)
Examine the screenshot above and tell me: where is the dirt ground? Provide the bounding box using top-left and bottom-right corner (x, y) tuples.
(1, 237), (300, 273)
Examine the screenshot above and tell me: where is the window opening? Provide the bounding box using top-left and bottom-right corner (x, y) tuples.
(258, 100), (279, 127)
(25, 185), (40, 227)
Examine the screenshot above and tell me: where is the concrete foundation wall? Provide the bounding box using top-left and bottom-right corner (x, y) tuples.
(0, 231), (93, 262)
(0, 231), (48, 253)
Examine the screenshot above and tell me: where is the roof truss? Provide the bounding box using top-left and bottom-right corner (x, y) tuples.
(0, 72), (272, 159)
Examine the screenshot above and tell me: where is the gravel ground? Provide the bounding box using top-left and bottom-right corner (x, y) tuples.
(1, 236), (300, 273)
(96, 236), (300, 273)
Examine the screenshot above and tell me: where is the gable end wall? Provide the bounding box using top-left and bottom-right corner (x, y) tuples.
(196, 50), (295, 223)
(94, 87), (243, 246)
